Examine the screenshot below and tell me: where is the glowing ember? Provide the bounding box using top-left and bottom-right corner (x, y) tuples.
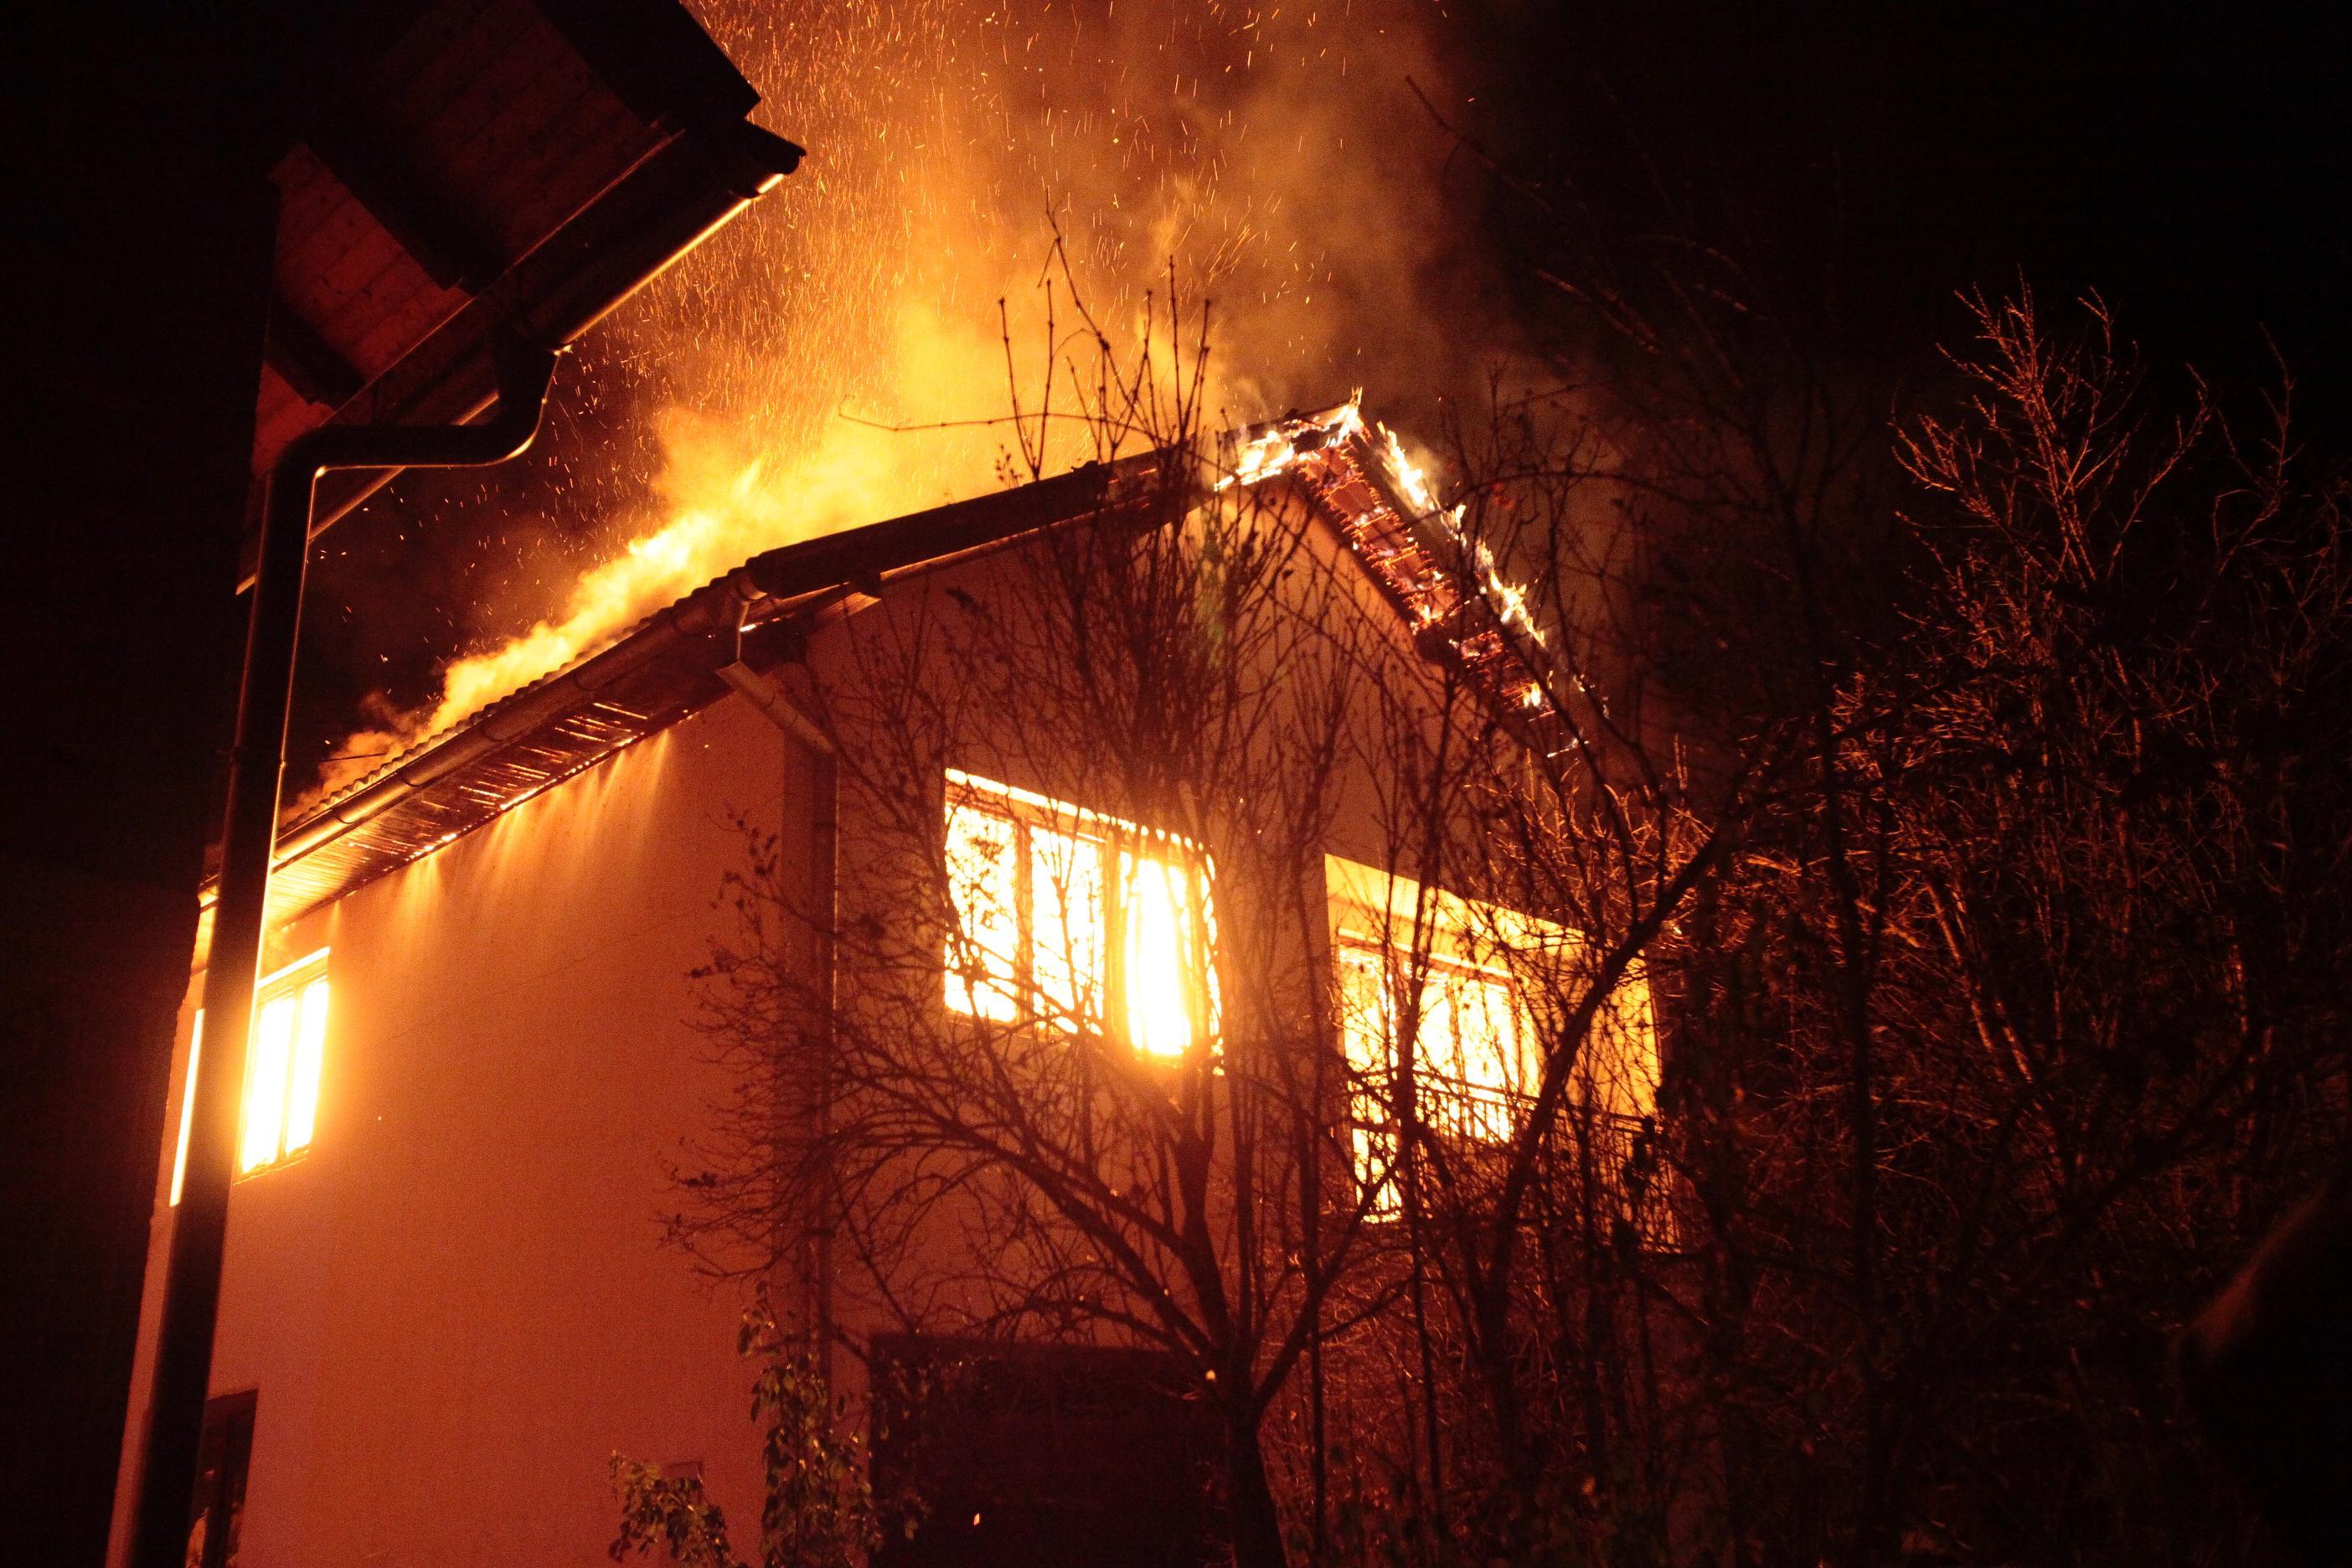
(1218, 397), (1364, 490)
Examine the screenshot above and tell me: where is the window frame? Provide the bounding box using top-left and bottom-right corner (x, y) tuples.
(941, 770), (1218, 1060)
(1326, 855), (1668, 1230)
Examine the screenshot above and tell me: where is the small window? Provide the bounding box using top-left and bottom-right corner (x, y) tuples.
(1328, 857), (1659, 1211)
(171, 949), (331, 1203)
(942, 771), (1215, 1060)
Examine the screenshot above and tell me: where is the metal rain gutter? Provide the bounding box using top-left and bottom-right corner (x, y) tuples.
(129, 336), (559, 1568)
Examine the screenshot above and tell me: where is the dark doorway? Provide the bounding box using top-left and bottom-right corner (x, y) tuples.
(870, 1337), (1219, 1568)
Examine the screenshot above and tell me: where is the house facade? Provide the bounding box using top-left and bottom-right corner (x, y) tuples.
(112, 412), (1661, 1567)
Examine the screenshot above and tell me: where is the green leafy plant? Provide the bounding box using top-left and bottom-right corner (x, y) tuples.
(611, 1293), (879, 1568)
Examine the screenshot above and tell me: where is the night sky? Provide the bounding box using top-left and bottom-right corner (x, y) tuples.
(1473, 5), (2350, 379)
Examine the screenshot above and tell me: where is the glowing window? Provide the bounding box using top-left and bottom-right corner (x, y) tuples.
(1339, 939), (1538, 1206)
(171, 949), (330, 1203)
(1328, 856), (1662, 1210)
(943, 771), (1215, 1059)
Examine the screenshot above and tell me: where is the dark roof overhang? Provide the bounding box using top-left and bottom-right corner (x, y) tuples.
(245, 0), (802, 561)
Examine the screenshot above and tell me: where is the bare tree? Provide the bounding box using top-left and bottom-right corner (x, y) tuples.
(650, 209), (2352, 1568)
(673, 292), (1482, 1568)
(1655, 293), (2352, 1565)
(1854, 293), (2351, 1560)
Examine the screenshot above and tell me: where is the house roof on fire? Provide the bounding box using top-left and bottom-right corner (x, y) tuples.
(198, 410), (1553, 962)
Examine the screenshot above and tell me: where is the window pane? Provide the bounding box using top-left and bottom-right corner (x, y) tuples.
(1122, 852), (1198, 1059)
(284, 977), (330, 1153)
(1413, 979), (1467, 1140)
(1452, 972), (1526, 1095)
(1031, 824), (1105, 1029)
(1338, 946), (1395, 1083)
(1416, 974), (1459, 1081)
(241, 991), (297, 1172)
(1351, 1122), (1400, 1215)
(945, 801), (1020, 1021)
(1339, 946), (1403, 1208)
(1442, 971), (1525, 1142)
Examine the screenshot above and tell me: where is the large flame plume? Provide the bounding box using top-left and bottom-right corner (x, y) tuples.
(309, 1), (1508, 805)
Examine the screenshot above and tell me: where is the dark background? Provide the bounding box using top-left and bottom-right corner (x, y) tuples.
(1467, 3), (2350, 394)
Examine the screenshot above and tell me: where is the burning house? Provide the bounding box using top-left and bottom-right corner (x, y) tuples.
(116, 406), (1663, 1566)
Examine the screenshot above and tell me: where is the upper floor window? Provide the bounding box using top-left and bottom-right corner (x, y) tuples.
(1338, 938), (1538, 1146)
(942, 771), (1215, 1059)
(1328, 857), (1658, 1209)
(171, 948), (331, 1204)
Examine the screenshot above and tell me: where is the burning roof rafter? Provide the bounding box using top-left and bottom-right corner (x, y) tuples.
(1230, 400), (1560, 726)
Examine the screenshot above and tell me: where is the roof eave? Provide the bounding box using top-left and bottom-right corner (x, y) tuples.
(273, 116), (804, 561)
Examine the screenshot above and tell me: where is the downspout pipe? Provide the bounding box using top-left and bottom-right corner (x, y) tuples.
(713, 649), (841, 1371)
(128, 334), (559, 1568)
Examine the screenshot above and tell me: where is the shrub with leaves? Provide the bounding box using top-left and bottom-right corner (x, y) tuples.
(611, 1293), (879, 1568)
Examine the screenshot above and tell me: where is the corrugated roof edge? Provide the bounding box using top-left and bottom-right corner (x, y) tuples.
(244, 451), (1169, 906)
(201, 411), (1557, 963)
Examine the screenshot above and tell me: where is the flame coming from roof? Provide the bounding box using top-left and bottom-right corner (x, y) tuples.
(258, 413), (1560, 955)
(1219, 398), (1365, 489)
(308, 0), (1519, 804)
(307, 298), (1101, 802)
(419, 389), (996, 743)
(1372, 424), (1550, 656)
(1245, 401), (1556, 720)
